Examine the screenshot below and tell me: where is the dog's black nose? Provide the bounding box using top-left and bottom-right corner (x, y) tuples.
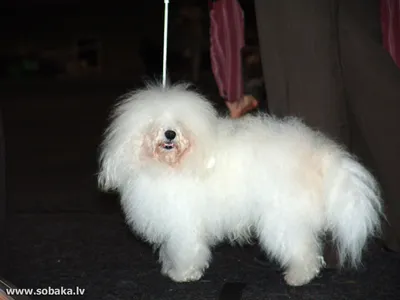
(164, 130), (176, 140)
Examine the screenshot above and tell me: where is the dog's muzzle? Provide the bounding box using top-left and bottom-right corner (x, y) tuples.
(162, 130), (177, 150)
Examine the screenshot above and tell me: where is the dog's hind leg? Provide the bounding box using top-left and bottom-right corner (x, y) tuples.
(258, 218), (325, 286)
(281, 236), (325, 286)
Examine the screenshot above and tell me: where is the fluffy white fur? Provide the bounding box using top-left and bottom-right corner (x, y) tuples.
(98, 83), (383, 286)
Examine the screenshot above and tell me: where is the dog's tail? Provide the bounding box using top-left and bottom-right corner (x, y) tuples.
(325, 153), (383, 267)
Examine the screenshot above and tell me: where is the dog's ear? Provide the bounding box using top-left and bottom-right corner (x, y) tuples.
(97, 146), (120, 191)
(97, 132), (133, 191)
(98, 124), (145, 191)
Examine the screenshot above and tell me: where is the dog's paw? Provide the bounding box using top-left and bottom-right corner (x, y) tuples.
(284, 269), (318, 286)
(164, 267), (204, 282)
(161, 264), (172, 276)
(284, 255), (325, 286)
(284, 262), (323, 286)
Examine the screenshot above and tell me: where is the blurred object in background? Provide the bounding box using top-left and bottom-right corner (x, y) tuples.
(241, 46), (267, 113)
(381, 0), (400, 68)
(176, 3), (205, 82)
(210, 0), (265, 118)
(209, 0), (247, 118)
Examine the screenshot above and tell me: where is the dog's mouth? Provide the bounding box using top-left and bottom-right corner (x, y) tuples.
(161, 142), (176, 150)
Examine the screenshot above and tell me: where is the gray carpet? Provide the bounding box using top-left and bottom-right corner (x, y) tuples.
(7, 213), (400, 300)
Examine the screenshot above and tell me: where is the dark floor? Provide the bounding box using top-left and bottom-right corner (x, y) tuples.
(7, 213), (400, 300)
(1, 76), (400, 299)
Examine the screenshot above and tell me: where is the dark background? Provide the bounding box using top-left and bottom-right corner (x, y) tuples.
(0, 0), (259, 213)
(0, 0), (231, 214)
(0, 1), (399, 299)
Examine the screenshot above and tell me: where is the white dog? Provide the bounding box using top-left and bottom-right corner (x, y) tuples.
(98, 83), (382, 286)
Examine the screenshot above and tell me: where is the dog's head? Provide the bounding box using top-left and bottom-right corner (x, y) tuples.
(98, 83), (218, 190)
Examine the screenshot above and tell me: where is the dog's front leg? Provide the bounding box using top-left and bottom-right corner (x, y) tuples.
(159, 233), (211, 282)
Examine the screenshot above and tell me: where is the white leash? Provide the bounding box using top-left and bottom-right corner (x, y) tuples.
(162, 0), (170, 88)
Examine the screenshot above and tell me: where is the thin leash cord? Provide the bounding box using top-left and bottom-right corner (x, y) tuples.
(162, 0), (169, 88)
